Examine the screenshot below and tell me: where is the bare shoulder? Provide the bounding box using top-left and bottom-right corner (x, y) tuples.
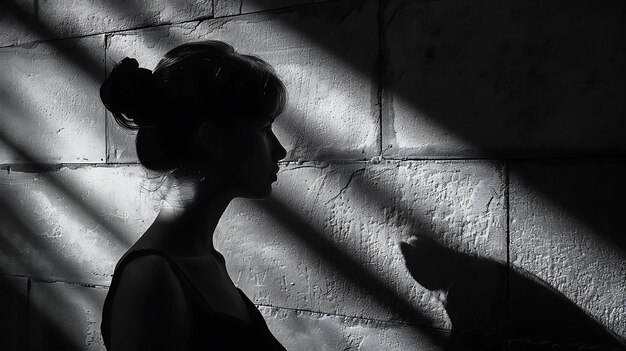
(109, 254), (192, 351)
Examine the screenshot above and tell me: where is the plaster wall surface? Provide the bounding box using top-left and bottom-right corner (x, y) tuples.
(0, 0), (624, 350)
(0, 36), (105, 163)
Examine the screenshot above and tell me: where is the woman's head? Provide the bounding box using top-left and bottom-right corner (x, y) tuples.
(100, 40), (287, 198)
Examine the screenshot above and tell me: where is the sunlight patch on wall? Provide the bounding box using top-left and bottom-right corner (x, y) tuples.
(0, 165), (160, 286)
(0, 36), (105, 163)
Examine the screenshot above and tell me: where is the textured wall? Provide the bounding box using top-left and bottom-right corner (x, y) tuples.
(0, 0), (624, 350)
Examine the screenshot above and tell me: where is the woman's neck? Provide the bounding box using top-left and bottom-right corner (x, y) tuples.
(147, 176), (233, 257)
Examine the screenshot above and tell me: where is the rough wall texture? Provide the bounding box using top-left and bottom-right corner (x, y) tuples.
(0, 0), (624, 350)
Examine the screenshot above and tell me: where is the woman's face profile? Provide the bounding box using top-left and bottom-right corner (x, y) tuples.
(213, 115), (287, 199)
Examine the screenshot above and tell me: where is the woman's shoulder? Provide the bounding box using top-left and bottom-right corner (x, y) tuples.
(112, 248), (193, 306)
(105, 250), (194, 349)
(118, 251), (175, 282)
(112, 249), (188, 306)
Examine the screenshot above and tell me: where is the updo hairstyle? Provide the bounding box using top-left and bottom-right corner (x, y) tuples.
(100, 40), (287, 174)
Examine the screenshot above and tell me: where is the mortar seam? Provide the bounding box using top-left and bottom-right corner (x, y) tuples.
(6, 274), (110, 289)
(253, 302), (451, 331)
(377, 0), (384, 157)
(505, 160), (511, 350)
(0, 0), (335, 50)
(26, 277), (31, 351)
(0, 157), (626, 172)
(104, 34), (109, 164)
(212, 0), (334, 20)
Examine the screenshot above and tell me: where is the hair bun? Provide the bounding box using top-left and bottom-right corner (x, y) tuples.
(100, 57), (159, 129)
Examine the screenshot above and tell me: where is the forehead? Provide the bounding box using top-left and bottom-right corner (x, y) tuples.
(230, 114), (274, 128)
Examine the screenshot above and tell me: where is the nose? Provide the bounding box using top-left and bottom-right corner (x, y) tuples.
(271, 131), (287, 161)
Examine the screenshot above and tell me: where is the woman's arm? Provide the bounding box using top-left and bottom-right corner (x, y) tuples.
(109, 255), (192, 351)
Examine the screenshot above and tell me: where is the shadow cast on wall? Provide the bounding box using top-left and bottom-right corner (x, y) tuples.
(400, 236), (625, 350)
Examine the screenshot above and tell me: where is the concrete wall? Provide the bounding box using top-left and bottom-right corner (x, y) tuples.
(0, 0), (624, 350)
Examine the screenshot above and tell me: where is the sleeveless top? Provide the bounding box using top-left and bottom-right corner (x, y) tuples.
(101, 249), (286, 350)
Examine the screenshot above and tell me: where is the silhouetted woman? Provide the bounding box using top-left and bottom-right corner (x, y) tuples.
(99, 41), (288, 350)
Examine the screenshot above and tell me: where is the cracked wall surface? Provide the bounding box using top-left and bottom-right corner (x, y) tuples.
(0, 0), (624, 350)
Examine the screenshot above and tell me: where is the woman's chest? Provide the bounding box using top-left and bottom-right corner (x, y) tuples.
(174, 256), (252, 323)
